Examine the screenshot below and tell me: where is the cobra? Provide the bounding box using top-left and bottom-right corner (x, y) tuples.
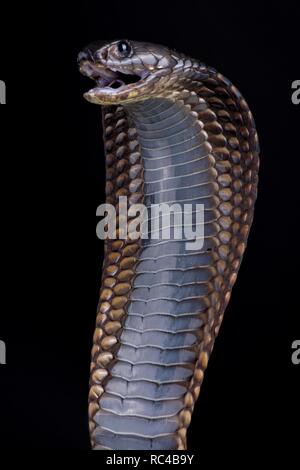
(78, 39), (260, 450)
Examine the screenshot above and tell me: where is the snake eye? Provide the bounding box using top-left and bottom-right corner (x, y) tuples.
(117, 40), (132, 57)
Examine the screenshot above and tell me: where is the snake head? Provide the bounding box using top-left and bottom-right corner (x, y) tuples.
(78, 39), (188, 105)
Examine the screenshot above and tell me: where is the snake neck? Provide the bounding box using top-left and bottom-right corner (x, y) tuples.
(91, 95), (218, 450)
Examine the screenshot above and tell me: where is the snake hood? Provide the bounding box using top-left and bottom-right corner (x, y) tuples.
(78, 39), (202, 105)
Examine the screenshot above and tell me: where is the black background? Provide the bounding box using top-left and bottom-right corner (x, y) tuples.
(0, 0), (299, 452)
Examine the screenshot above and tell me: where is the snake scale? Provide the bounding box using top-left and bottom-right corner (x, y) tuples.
(78, 39), (260, 450)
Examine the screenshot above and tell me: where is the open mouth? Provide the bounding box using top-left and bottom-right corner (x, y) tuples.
(103, 72), (143, 90)
(79, 60), (146, 93)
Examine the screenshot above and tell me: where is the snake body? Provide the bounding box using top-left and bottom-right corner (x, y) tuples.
(78, 40), (260, 450)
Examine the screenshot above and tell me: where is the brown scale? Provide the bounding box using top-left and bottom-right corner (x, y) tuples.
(168, 68), (259, 447)
(88, 105), (145, 444)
